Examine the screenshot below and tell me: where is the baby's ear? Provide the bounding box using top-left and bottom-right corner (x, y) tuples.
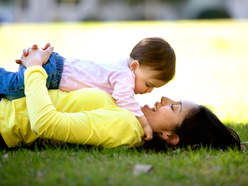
(130, 60), (140, 71)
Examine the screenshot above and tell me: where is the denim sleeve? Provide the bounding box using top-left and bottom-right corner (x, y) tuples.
(0, 52), (64, 100)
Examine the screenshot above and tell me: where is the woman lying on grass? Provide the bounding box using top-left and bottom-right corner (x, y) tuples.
(0, 45), (240, 151)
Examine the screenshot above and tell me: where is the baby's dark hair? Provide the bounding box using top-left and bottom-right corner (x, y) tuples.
(130, 37), (176, 82)
(142, 105), (240, 152)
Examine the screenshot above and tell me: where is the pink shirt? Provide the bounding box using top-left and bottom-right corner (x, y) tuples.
(59, 58), (143, 117)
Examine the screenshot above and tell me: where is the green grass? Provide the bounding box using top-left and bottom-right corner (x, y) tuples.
(1, 125), (248, 186)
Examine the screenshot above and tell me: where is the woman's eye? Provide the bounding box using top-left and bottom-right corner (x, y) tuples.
(171, 104), (174, 111)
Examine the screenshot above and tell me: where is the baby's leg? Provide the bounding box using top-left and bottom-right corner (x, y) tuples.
(0, 66), (26, 100)
(0, 52), (64, 100)
(43, 52), (65, 89)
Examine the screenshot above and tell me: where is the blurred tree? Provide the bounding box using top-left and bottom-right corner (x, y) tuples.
(198, 9), (231, 19)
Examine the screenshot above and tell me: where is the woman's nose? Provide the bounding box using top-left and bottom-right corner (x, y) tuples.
(146, 87), (154, 93)
(161, 96), (168, 104)
(161, 96), (176, 104)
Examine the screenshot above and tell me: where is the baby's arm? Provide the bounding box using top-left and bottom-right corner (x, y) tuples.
(136, 115), (153, 141)
(111, 74), (153, 141)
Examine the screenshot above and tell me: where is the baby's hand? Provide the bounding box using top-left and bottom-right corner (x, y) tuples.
(143, 124), (153, 141)
(136, 115), (153, 141)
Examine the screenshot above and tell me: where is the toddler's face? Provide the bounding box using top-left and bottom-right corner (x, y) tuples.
(133, 66), (166, 94)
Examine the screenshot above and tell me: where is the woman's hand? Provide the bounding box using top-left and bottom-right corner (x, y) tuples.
(15, 44), (54, 68)
(22, 43), (51, 58)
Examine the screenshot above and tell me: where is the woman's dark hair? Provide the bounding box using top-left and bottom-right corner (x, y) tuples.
(130, 37), (176, 82)
(142, 106), (240, 152)
(176, 106), (240, 150)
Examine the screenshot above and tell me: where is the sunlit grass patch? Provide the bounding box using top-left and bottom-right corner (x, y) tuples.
(1, 130), (248, 186)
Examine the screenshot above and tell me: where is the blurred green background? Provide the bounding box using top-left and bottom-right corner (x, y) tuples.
(0, 20), (247, 123)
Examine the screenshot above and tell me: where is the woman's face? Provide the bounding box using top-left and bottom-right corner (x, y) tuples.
(141, 96), (198, 145)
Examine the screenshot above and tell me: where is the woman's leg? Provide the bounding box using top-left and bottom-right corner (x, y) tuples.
(0, 52), (65, 100)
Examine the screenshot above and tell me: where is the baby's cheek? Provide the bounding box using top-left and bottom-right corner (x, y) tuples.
(135, 84), (145, 92)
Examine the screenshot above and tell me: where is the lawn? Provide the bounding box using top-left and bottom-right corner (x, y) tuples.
(0, 20), (248, 185)
(0, 125), (248, 186)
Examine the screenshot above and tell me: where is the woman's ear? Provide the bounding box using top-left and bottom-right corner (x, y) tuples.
(164, 132), (180, 146)
(130, 60), (140, 71)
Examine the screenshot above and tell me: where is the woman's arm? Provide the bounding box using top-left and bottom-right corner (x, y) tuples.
(24, 66), (94, 144)
(22, 46), (95, 144)
(22, 46), (93, 144)
(24, 67), (143, 147)
(22, 47), (143, 147)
